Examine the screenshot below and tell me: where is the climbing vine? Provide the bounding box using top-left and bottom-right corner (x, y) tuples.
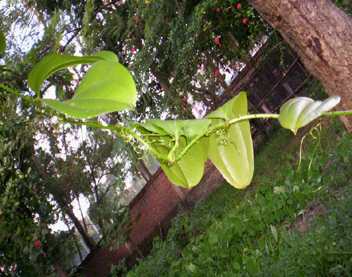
(1, 32), (351, 190)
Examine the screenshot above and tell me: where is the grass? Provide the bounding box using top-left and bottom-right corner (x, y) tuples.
(121, 118), (352, 277)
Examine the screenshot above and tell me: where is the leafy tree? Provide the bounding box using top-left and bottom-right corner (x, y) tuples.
(28, 0), (270, 118)
(0, 3), (140, 274)
(0, 91), (76, 276)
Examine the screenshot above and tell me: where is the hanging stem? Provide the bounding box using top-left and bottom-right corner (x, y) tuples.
(52, 110), (352, 164)
(175, 133), (205, 163)
(57, 118), (169, 162)
(120, 126), (169, 162)
(167, 133), (179, 163)
(208, 113), (280, 134)
(323, 110), (352, 117)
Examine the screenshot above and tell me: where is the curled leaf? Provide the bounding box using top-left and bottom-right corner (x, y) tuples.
(28, 51), (115, 94)
(42, 60), (137, 119)
(279, 96), (340, 134)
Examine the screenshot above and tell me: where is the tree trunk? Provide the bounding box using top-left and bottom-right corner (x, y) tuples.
(138, 160), (152, 182)
(53, 263), (68, 277)
(32, 156), (97, 251)
(249, 0), (352, 130)
(62, 205), (96, 251)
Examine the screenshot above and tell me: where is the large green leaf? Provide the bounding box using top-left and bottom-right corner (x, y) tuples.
(207, 92), (254, 189)
(42, 60), (137, 118)
(159, 137), (208, 189)
(137, 119), (211, 188)
(0, 31), (5, 57)
(28, 51), (117, 94)
(279, 96), (340, 134)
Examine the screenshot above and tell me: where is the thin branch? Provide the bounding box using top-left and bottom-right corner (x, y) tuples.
(323, 110), (352, 117)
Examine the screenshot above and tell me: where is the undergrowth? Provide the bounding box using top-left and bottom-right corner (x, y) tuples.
(124, 118), (352, 276)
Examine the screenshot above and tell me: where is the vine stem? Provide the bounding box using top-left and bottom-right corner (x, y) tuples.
(175, 111), (351, 162)
(58, 118), (169, 162)
(323, 110), (352, 117)
(209, 113), (280, 134)
(174, 113), (279, 163)
(50, 110), (352, 164)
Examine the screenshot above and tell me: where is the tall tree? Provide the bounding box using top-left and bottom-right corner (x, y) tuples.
(249, 0), (352, 130)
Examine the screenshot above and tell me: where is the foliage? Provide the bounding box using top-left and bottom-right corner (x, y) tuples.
(26, 50), (343, 190)
(0, 15), (137, 274)
(27, 51), (115, 94)
(137, 119), (211, 188)
(0, 95), (76, 276)
(1, 1), (351, 275)
(127, 120), (352, 276)
(335, 0), (352, 15)
(0, 30), (5, 57)
(28, 0), (271, 117)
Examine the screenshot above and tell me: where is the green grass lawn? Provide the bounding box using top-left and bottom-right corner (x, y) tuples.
(122, 118), (352, 277)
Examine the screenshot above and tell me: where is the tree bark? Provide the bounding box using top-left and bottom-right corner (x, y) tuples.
(53, 263), (68, 277)
(64, 206), (97, 251)
(138, 160), (152, 182)
(249, 0), (352, 130)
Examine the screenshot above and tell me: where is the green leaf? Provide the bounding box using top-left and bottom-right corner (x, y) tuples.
(270, 225), (278, 242)
(137, 119), (211, 188)
(207, 92), (254, 189)
(43, 60), (137, 118)
(94, 50), (119, 62)
(160, 137), (208, 189)
(28, 51), (118, 94)
(279, 96), (340, 134)
(0, 31), (5, 57)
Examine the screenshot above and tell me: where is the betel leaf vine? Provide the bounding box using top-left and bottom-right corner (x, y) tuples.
(24, 50), (351, 190)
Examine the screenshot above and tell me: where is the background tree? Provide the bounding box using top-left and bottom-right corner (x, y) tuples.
(0, 1), (142, 274)
(0, 91), (75, 276)
(27, 0), (270, 118)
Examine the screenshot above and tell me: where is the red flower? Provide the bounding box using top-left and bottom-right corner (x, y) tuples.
(131, 47), (137, 55)
(235, 3), (242, 10)
(213, 67), (221, 77)
(33, 240), (42, 249)
(242, 17), (249, 25)
(213, 35), (222, 46)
